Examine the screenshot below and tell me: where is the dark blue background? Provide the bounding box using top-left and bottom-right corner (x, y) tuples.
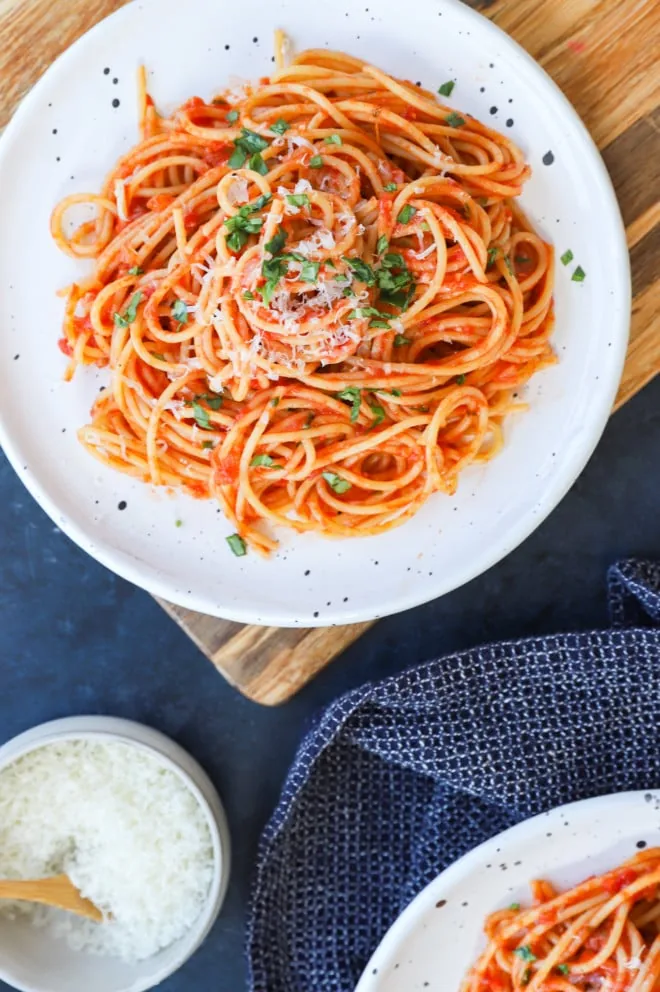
(1, 377), (659, 990)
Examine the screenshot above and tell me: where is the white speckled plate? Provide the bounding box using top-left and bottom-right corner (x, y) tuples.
(0, 0), (629, 625)
(356, 790), (660, 992)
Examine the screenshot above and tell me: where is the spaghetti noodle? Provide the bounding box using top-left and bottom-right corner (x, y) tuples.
(461, 847), (660, 991)
(51, 43), (554, 555)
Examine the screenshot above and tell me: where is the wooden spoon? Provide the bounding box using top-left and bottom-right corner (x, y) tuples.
(0, 874), (104, 922)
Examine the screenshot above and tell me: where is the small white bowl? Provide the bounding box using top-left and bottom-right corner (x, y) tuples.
(0, 716), (231, 992)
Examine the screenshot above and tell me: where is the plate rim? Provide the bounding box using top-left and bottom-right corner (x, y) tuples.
(0, 0), (631, 626)
(356, 788), (654, 991)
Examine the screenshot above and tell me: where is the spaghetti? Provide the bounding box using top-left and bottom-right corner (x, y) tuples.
(51, 44), (554, 555)
(461, 848), (660, 991)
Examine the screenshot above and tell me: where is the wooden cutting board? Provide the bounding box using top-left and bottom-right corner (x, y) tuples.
(2, 0), (658, 704)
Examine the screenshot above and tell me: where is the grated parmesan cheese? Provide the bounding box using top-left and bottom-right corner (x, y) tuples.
(0, 740), (214, 963)
(227, 177), (249, 205)
(287, 134), (315, 155)
(114, 180), (128, 222)
(208, 374), (226, 393)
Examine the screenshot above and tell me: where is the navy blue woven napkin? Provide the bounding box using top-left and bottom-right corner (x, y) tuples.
(247, 560), (660, 992)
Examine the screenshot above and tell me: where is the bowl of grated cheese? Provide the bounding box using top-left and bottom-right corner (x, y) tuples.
(0, 716), (230, 992)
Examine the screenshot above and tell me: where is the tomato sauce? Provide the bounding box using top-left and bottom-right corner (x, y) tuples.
(146, 193), (175, 212)
(602, 868), (638, 895)
(214, 450), (241, 485)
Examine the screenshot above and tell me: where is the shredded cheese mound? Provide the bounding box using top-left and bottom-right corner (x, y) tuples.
(0, 740), (215, 962)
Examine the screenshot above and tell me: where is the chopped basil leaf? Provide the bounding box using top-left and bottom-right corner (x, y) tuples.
(560, 249), (574, 265)
(383, 286), (416, 310)
(249, 152), (268, 175)
(224, 193), (272, 252)
(243, 290), (255, 300)
(265, 228), (287, 255)
(438, 80), (455, 96)
(509, 903), (520, 910)
(322, 471), (351, 494)
(477, 196), (489, 206)
(150, 352), (166, 361)
(445, 112), (465, 128)
(196, 392), (223, 410)
(201, 440), (214, 449)
(228, 145), (248, 169)
(370, 319), (391, 328)
(514, 255), (531, 264)
(226, 229), (248, 252)
(556, 965), (570, 976)
(250, 453), (280, 468)
(336, 386), (362, 422)
(271, 396), (280, 407)
(303, 413), (314, 429)
(278, 251), (306, 264)
(300, 260), (320, 282)
(381, 251), (406, 270)
(389, 388), (402, 396)
(487, 246), (499, 267)
(397, 204), (416, 224)
(258, 281), (277, 306)
(572, 265), (586, 282)
(238, 127), (269, 153)
(261, 254), (288, 283)
(521, 968), (531, 987)
(376, 235), (388, 255)
(113, 291), (143, 328)
(309, 155), (323, 168)
(229, 127), (270, 170)
(376, 252), (415, 311)
(191, 401), (211, 430)
(270, 118), (290, 135)
(394, 334), (411, 346)
(171, 299), (188, 324)
(226, 110), (239, 123)
(504, 254), (514, 274)
(369, 402), (385, 427)
(175, 519), (183, 527)
(344, 256), (376, 285)
(326, 260), (336, 269)
(348, 306), (383, 319)
(324, 134), (342, 145)
(456, 374), (466, 385)
(226, 533), (247, 557)
(383, 182), (398, 191)
(249, 193), (273, 213)
(128, 265), (143, 275)
(342, 287), (356, 297)
(514, 946), (536, 963)
(286, 193), (310, 208)
(258, 249), (297, 303)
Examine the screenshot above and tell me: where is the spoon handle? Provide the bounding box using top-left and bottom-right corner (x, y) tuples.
(0, 874), (104, 921)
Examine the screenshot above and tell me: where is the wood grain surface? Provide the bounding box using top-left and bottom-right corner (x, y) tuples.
(1, 0), (658, 703)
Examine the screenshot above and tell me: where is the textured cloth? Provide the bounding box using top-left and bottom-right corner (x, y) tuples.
(247, 559), (660, 992)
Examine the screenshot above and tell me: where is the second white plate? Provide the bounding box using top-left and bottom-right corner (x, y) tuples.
(356, 790), (660, 992)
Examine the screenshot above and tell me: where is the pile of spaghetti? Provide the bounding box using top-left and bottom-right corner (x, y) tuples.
(51, 41), (554, 555)
(461, 848), (660, 991)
